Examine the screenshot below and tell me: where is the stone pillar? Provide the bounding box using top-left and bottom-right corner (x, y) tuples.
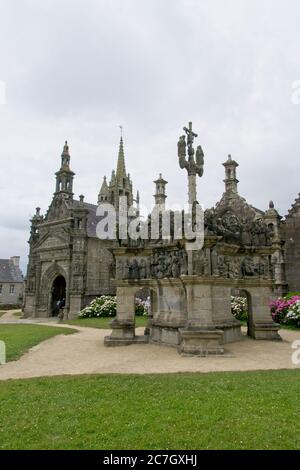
(211, 284), (242, 344)
(104, 285), (148, 346)
(248, 286), (281, 340)
(179, 278), (224, 356)
(188, 173), (197, 205)
(104, 286), (135, 346)
(68, 294), (84, 319)
(150, 281), (186, 347)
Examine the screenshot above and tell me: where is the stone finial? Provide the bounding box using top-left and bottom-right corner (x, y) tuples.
(36, 207), (41, 216)
(269, 200), (274, 209)
(79, 195), (84, 204)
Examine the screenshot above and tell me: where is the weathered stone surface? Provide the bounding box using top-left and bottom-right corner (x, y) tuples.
(24, 126), (299, 358)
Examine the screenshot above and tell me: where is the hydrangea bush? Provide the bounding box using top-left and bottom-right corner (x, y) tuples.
(79, 295), (149, 318)
(231, 296), (248, 321)
(270, 294), (300, 326)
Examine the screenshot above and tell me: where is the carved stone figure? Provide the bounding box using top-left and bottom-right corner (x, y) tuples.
(179, 249), (188, 275)
(171, 255), (180, 278)
(139, 259), (147, 279)
(241, 256), (256, 277)
(218, 255), (229, 277)
(195, 145), (204, 177)
(228, 258), (241, 278)
(129, 259), (140, 280)
(177, 135), (187, 160)
(116, 259), (124, 279)
(211, 248), (219, 276)
(241, 217), (252, 245)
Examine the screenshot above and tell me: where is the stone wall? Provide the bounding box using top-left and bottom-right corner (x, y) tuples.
(85, 238), (115, 302)
(0, 282), (23, 307)
(284, 217), (300, 292)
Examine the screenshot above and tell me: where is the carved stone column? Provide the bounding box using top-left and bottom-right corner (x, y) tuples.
(179, 277), (224, 356)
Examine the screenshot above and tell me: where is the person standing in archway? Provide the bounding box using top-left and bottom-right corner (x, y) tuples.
(58, 297), (66, 322)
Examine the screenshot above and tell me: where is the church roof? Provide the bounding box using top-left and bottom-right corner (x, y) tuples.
(0, 259), (23, 283)
(215, 190), (264, 221)
(84, 202), (100, 237)
(72, 200), (99, 237)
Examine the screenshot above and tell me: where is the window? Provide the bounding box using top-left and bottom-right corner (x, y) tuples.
(0, 285), (2, 295)
(10, 285), (15, 294)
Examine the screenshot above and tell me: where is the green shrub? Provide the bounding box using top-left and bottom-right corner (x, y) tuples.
(79, 295), (149, 318)
(231, 296), (248, 321)
(79, 296), (116, 318)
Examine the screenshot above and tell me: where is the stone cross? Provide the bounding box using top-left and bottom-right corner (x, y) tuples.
(178, 121), (204, 205)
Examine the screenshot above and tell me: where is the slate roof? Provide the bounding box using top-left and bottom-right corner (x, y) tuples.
(72, 200), (99, 238)
(84, 202), (99, 238)
(0, 259), (23, 283)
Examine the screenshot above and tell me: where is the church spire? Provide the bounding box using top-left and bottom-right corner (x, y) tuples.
(98, 176), (109, 204)
(116, 137), (126, 180)
(102, 134), (134, 210)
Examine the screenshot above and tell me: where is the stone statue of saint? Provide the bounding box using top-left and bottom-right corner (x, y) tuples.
(196, 145), (204, 177)
(177, 135), (187, 159)
(139, 259), (147, 279)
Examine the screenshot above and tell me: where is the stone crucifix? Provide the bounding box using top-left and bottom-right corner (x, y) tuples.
(178, 121), (204, 205)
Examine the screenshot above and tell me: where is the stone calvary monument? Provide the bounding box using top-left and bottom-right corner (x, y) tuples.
(104, 122), (283, 355)
(23, 122), (300, 356)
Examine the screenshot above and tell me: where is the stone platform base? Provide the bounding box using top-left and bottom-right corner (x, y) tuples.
(149, 325), (182, 348)
(104, 335), (149, 347)
(252, 323), (281, 340)
(215, 322), (243, 344)
(179, 328), (225, 357)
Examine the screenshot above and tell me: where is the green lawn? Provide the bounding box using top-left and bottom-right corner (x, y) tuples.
(0, 370), (300, 450)
(0, 324), (76, 362)
(64, 316), (148, 329)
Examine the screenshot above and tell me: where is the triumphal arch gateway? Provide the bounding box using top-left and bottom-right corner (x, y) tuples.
(104, 122), (283, 356)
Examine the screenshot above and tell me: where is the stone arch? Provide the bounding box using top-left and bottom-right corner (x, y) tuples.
(134, 285), (158, 326)
(50, 276), (66, 316)
(231, 288), (254, 338)
(40, 263), (69, 316)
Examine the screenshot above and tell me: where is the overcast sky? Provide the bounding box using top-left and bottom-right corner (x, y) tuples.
(0, 0), (300, 272)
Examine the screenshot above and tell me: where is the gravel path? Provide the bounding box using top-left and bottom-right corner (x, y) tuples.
(0, 312), (299, 380)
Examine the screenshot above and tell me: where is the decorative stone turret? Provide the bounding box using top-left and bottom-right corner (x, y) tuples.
(29, 206), (43, 241)
(264, 200), (282, 242)
(55, 141), (75, 199)
(223, 154), (239, 194)
(98, 176), (109, 204)
(153, 173), (168, 209)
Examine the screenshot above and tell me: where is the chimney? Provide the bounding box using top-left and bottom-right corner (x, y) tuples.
(10, 256), (20, 267)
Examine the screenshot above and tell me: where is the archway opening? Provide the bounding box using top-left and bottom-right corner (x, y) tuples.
(134, 287), (158, 336)
(51, 275), (66, 317)
(231, 288), (254, 338)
